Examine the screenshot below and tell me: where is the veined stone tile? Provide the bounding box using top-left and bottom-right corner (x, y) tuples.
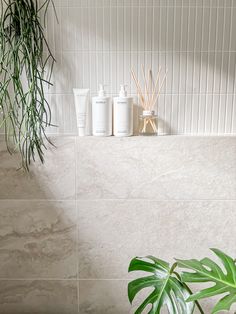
(78, 200), (236, 279)
(78, 200), (145, 279)
(0, 200), (77, 279)
(79, 280), (130, 314)
(0, 280), (78, 314)
(79, 279), (236, 314)
(76, 137), (236, 200)
(0, 136), (76, 200)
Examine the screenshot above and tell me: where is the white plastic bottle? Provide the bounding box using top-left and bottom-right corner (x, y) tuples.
(113, 85), (133, 137)
(92, 84), (112, 136)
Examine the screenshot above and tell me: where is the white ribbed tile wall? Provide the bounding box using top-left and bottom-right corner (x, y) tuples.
(39, 0), (236, 135)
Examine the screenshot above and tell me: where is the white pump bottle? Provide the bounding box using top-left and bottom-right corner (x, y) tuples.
(113, 85), (133, 137)
(92, 84), (112, 136)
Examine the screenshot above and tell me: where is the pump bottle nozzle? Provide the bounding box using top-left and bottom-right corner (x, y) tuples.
(98, 84), (106, 97)
(119, 84), (127, 97)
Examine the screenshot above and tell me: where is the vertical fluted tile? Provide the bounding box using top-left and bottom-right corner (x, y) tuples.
(38, 0), (236, 135)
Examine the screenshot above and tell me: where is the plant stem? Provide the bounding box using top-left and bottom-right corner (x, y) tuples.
(173, 270), (205, 314)
(184, 283), (205, 314)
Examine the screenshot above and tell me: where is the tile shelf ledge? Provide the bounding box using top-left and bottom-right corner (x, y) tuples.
(1, 134), (236, 142)
(1, 134), (236, 140)
(76, 134), (236, 139)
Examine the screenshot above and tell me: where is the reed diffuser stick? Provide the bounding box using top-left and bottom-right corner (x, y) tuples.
(148, 69), (153, 110)
(131, 69), (145, 106)
(151, 70), (168, 110)
(149, 67), (162, 109)
(141, 64), (150, 108)
(131, 66), (167, 135)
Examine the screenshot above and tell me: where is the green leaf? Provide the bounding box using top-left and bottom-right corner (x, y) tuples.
(128, 256), (195, 314)
(176, 248), (236, 314)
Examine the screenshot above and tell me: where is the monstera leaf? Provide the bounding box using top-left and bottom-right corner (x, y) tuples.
(177, 248), (236, 314)
(128, 256), (195, 314)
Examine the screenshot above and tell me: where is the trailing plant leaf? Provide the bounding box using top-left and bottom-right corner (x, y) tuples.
(176, 248), (236, 314)
(128, 256), (195, 314)
(0, 0), (56, 170)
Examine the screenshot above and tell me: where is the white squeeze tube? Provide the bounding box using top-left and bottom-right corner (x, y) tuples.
(73, 89), (90, 136)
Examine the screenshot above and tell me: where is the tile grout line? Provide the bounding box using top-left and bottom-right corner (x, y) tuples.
(0, 199), (235, 202)
(170, 2), (175, 134)
(1, 133), (236, 136)
(213, 4), (220, 134)
(75, 137), (79, 313)
(229, 0), (236, 134)
(224, 0), (233, 134)
(198, 3), (204, 133)
(56, 6), (236, 9)
(190, 3), (198, 134)
(0, 278), (130, 281)
(39, 93), (236, 98)
(177, 0), (183, 133)
(49, 50), (236, 52)
(218, 5), (226, 133)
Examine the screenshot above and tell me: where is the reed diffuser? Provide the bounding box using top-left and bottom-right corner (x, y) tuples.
(131, 66), (167, 136)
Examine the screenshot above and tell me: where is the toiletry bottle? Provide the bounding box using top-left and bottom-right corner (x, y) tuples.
(92, 84), (112, 136)
(73, 89), (90, 136)
(113, 85), (133, 137)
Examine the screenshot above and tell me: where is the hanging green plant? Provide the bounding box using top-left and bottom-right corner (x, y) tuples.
(0, 0), (57, 170)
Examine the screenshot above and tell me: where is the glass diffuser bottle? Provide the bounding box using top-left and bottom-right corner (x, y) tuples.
(139, 110), (158, 136)
(131, 66), (167, 137)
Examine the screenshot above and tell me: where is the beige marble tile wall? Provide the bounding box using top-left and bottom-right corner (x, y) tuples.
(0, 135), (235, 313)
(41, 0), (236, 136)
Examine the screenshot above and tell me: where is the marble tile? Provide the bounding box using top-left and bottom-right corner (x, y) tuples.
(79, 280), (130, 314)
(0, 136), (76, 200)
(78, 200), (144, 279)
(0, 201), (77, 279)
(76, 137), (236, 200)
(79, 279), (235, 314)
(0, 280), (78, 314)
(78, 200), (236, 279)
